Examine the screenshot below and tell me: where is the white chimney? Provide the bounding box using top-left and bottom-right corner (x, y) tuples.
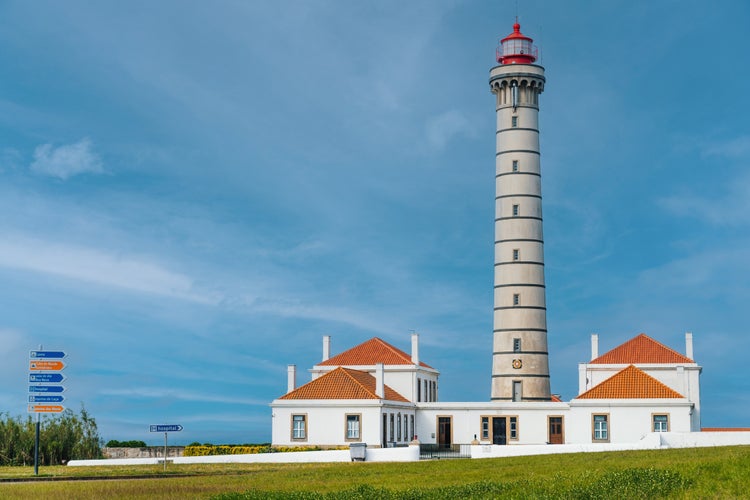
(287, 364), (297, 393)
(685, 332), (694, 360)
(591, 333), (599, 360)
(322, 335), (331, 362)
(375, 363), (385, 399)
(411, 332), (420, 366)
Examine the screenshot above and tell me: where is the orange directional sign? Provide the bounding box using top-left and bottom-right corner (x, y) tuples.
(29, 361), (65, 371)
(27, 405), (64, 413)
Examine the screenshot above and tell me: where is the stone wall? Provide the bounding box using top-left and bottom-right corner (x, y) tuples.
(103, 446), (185, 459)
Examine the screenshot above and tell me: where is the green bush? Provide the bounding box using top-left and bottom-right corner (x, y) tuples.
(0, 406), (102, 466)
(105, 440), (147, 448)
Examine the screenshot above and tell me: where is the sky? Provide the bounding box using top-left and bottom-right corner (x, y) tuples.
(1, 0), (749, 445)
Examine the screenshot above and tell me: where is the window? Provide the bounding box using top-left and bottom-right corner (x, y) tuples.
(593, 414), (609, 441)
(417, 377), (421, 402)
(512, 204), (519, 216)
(513, 338), (521, 352)
(481, 416), (490, 440)
(512, 160), (519, 172)
(397, 414), (402, 441)
(512, 381), (522, 402)
(389, 414), (395, 441)
(513, 249), (520, 261)
(292, 414), (307, 440)
(653, 414), (669, 432)
(509, 416), (518, 440)
(424, 380), (428, 401)
(513, 294), (520, 306)
(511, 116), (518, 127)
(346, 414), (361, 440)
(410, 415), (415, 441)
(404, 414), (408, 441)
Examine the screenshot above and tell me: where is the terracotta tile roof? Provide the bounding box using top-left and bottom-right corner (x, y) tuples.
(318, 337), (433, 369)
(550, 394), (562, 402)
(279, 367), (409, 402)
(591, 333), (693, 364)
(701, 428), (750, 432)
(576, 365), (684, 399)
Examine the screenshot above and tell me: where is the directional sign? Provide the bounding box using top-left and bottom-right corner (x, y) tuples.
(30, 350), (66, 359)
(29, 360), (65, 371)
(28, 395), (65, 403)
(29, 385), (65, 393)
(28, 405), (64, 413)
(150, 425), (183, 432)
(29, 373), (65, 383)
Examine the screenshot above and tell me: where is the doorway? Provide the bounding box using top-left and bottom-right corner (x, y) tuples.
(492, 417), (507, 445)
(548, 416), (564, 444)
(437, 417), (452, 448)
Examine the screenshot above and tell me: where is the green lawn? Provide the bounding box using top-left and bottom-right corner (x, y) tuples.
(1, 446), (748, 499)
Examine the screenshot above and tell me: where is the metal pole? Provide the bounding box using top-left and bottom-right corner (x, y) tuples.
(34, 413), (40, 475)
(164, 432), (167, 472)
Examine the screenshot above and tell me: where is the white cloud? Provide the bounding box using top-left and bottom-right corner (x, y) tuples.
(659, 174), (750, 226)
(30, 138), (103, 179)
(701, 135), (750, 159)
(0, 235), (219, 304)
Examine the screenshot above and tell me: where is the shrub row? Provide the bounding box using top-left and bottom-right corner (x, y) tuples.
(184, 445), (347, 456)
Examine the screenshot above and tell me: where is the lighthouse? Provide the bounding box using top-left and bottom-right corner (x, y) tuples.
(489, 22), (551, 401)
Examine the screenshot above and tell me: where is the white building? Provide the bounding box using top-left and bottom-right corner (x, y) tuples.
(270, 22), (708, 451)
(271, 331), (699, 448)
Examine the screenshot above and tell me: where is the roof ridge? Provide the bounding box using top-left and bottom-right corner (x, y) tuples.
(591, 333), (693, 364)
(340, 367), (377, 398)
(576, 364), (685, 399)
(373, 337), (411, 363)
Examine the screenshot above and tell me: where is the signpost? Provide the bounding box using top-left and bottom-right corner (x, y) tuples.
(150, 424), (183, 471)
(27, 348), (66, 475)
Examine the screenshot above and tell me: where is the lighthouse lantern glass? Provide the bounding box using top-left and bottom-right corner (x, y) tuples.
(504, 39), (532, 56)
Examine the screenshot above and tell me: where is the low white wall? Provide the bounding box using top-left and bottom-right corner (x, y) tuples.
(68, 445), (419, 466)
(471, 433), (661, 459)
(660, 432), (750, 448)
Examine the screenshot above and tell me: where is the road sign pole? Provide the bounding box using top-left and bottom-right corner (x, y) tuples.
(164, 432), (168, 472)
(34, 403), (40, 475)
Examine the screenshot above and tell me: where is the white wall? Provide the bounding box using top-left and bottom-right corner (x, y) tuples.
(567, 400), (693, 444)
(272, 400), (416, 447)
(415, 402), (569, 445)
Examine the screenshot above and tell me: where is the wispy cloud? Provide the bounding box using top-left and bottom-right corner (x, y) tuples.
(30, 138), (103, 179)
(0, 235), (219, 304)
(99, 387), (268, 406)
(425, 110), (475, 150)
(659, 174), (750, 226)
(700, 135), (750, 159)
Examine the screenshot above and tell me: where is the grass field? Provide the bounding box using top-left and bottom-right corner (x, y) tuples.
(1, 445), (749, 499)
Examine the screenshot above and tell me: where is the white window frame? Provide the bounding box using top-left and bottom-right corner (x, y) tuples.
(593, 414), (609, 442)
(291, 414), (307, 441)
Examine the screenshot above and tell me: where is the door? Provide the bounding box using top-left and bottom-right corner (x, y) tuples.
(548, 416), (563, 444)
(492, 417), (507, 445)
(437, 417), (452, 448)
(382, 414), (388, 448)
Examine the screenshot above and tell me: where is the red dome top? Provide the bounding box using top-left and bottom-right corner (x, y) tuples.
(497, 22), (537, 64)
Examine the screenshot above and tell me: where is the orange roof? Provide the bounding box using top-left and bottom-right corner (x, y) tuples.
(591, 333), (693, 364)
(550, 394), (562, 402)
(576, 365), (684, 399)
(701, 428), (750, 432)
(318, 337), (433, 369)
(279, 367), (409, 402)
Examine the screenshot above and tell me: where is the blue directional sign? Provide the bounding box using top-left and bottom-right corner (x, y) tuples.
(29, 350), (66, 359)
(29, 385), (65, 393)
(150, 425), (183, 432)
(29, 373), (65, 383)
(29, 395), (65, 403)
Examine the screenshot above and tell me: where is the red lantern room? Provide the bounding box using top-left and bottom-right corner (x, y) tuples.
(496, 22), (537, 64)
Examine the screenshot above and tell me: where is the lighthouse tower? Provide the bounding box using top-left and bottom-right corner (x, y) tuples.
(489, 22), (551, 401)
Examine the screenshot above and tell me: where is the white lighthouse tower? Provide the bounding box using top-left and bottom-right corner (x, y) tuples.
(489, 22), (551, 401)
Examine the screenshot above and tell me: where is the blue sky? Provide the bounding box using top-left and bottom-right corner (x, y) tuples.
(1, 0), (749, 444)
